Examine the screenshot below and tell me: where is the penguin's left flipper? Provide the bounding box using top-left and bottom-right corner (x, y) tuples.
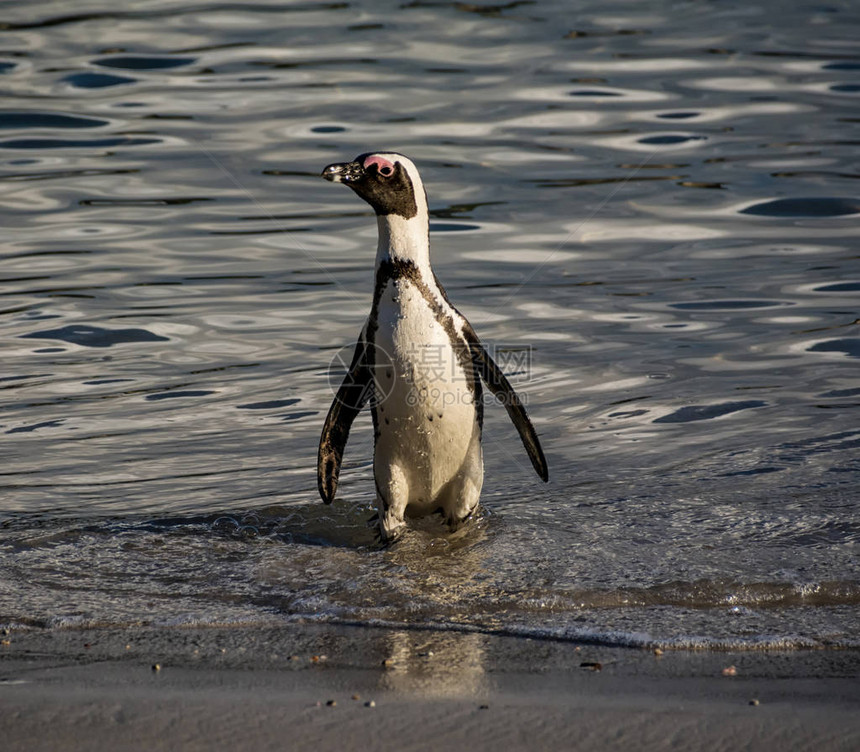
(317, 336), (373, 504)
(462, 323), (549, 482)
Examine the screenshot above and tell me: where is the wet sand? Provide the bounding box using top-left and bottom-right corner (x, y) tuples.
(2, 624), (858, 751)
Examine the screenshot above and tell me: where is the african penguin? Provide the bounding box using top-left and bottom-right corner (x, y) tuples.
(318, 152), (548, 541)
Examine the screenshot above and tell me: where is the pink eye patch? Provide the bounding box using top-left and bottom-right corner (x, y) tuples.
(363, 155), (396, 176)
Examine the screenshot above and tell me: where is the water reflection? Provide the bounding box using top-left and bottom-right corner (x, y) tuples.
(0, 0), (858, 648)
(378, 630), (487, 696)
(21, 323), (170, 347)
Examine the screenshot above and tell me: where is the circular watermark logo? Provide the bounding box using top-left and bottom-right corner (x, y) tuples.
(326, 341), (397, 408)
(324, 342), (535, 410)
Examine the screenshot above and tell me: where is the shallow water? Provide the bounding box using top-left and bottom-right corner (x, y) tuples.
(1, 0), (858, 649)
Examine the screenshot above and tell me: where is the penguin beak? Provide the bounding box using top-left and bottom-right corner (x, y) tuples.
(321, 160), (366, 184)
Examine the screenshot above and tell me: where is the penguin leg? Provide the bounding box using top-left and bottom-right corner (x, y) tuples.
(444, 476), (482, 531)
(437, 439), (484, 531)
(375, 462), (409, 542)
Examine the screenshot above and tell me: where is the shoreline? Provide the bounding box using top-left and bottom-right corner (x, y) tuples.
(2, 623), (859, 751)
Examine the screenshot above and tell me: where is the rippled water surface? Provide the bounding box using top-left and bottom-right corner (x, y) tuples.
(2, 0), (859, 649)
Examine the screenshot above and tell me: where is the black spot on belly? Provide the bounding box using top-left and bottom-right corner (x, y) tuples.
(427, 415), (433, 421)
(386, 369), (392, 379)
(385, 417), (390, 425)
(437, 412), (443, 419)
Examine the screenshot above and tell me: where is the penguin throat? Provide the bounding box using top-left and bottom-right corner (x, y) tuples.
(375, 212), (430, 269)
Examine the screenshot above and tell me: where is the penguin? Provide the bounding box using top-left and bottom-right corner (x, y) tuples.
(318, 152), (548, 541)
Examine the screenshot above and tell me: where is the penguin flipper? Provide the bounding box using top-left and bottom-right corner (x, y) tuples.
(462, 324), (549, 482)
(317, 337), (372, 504)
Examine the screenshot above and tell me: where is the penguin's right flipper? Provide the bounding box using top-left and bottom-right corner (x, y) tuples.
(317, 336), (373, 504)
(462, 323), (549, 482)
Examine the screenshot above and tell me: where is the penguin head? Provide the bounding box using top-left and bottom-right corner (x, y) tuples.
(321, 152), (422, 219)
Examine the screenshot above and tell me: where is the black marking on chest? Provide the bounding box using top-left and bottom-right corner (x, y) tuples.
(366, 257), (483, 430)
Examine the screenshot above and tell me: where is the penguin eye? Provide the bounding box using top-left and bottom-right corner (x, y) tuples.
(363, 155), (397, 178)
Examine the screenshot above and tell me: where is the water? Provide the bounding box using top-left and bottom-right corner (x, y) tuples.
(1, 0), (858, 649)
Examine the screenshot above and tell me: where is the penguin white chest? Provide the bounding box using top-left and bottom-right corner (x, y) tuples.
(372, 277), (481, 512)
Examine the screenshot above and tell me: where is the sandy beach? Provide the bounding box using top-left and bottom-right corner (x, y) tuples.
(2, 624), (858, 751)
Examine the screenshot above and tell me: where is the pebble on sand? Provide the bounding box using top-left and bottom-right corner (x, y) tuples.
(151, 663), (161, 672)
(365, 700), (376, 708)
(749, 698), (760, 706)
(722, 666), (738, 676)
